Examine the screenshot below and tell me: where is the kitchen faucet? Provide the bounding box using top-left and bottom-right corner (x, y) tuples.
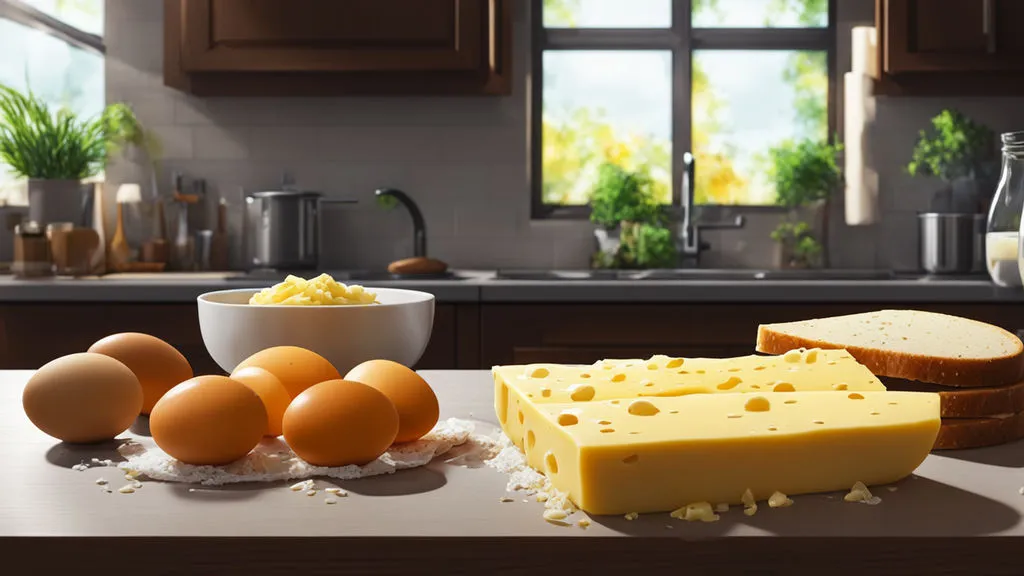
(375, 188), (426, 258)
(676, 152), (746, 267)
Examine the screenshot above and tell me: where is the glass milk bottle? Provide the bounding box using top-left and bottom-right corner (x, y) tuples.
(986, 131), (1024, 286)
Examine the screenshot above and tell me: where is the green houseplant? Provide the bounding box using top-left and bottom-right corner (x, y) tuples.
(0, 84), (146, 224)
(906, 109), (995, 214)
(589, 162), (676, 269)
(768, 137), (843, 269)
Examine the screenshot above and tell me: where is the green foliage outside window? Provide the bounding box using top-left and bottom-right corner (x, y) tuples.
(907, 109), (995, 183)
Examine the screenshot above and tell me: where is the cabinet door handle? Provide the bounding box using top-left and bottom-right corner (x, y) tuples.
(983, 0), (997, 54)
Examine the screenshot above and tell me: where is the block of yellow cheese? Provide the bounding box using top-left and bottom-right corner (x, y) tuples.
(492, 351), (940, 516)
(494, 349), (886, 451)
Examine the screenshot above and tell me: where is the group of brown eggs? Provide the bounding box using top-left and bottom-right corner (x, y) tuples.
(22, 334), (439, 468)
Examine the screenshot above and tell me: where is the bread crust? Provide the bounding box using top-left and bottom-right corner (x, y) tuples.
(933, 412), (1024, 450)
(882, 378), (1024, 418)
(756, 324), (1024, 388)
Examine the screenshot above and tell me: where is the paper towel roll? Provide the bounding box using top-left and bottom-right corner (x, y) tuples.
(851, 26), (878, 77)
(844, 72), (879, 226)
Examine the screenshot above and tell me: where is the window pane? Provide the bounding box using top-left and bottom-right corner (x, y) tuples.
(20, 0), (104, 35)
(544, 0), (671, 28)
(692, 0), (827, 28)
(692, 50), (827, 205)
(543, 51), (672, 206)
(0, 18), (104, 195)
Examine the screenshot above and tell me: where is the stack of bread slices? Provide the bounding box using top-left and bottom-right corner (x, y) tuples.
(756, 309), (1024, 450)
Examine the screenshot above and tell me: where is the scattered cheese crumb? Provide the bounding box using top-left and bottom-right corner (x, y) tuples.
(741, 488), (758, 516)
(844, 481), (881, 505)
(325, 498), (337, 505)
(1018, 487), (1024, 496)
(188, 488), (196, 493)
(577, 518), (591, 528)
(886, 486), (898, 492)
(768, 491), (793, 508)
(624, 512), (639, 521)
(118, 484), (135, 494)
(714, 503), (729, 513)
(325, 487), (347, 496)
(670, 502), (720, 523)
(306, 489), (317, 497)
(71, 463), (88, 472)
(94, 478), (108, 486)
(291, 480), (315, 492)
(499, 497), (514, 503)
(543, 509), (568, 523)
(536, 493), (549, 502)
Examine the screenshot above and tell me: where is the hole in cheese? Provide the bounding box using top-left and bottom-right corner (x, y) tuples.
(530, 367), (550, 378)
(541, 388), (552, 398)
(581, 373), (591, 379)
(804, 349), (819, 364)
(870, 411), (880, 416)
(545, 452), (558, 475)
(517, 410), (524, 424)
(768, 426), (778, 431)
(557, 412), (579, 426)
(498, 383), (509, 424)
(784, 399), (797, 405)
(669, 410), (679, 414)
(772, 382), (796, 392)
(696, 370), (707, 374)
(611, 373), (626, 382)
(716, 376), (742, 391)
(754, 366), (767, 371)
(627, 400), (659, 416)
(568, 384), (595, 402)
(750, 384), (761, 389)
(848, 393), (865, 400)
(727, 414), (742, 419)
(610, 400), (620, 405)
(646, 363), (658, 371)
(832, 383), (849, 391)
(678, 370), (690, 374)
(527, 430), (536, 449)
(643, 381), (655, 387)
(745, 396), (771, 412)
(812, 420), (824, 425)
(598, 420), (612, 425)
(622, 454), (639, 464)
(600, 428), (615, 434)
(889, 402), (898, 406)
(628, 431), (640, 435)
(666, 358), (684, 368)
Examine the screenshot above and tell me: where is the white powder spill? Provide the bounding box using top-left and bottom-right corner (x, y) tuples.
(116, 418), (478, 486)
(484, 434), (578, 523)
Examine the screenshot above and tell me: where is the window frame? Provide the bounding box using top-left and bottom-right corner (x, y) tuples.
(529, 0), (837, 220)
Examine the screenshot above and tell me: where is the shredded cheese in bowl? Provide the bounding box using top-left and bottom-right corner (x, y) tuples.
(248, 274), (379, 306)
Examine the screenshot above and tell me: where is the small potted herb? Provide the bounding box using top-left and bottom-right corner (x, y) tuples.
(589, 162), (675, 269)
(768, 137), (843, 269)
(907, 109), (996, 212)
(0, 85), (148, 224)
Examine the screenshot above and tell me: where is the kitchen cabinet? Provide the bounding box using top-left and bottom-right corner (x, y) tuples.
(0, 303), (463, 374)
(164, 0), (511, 97)
(875, 0), (1024, 95)
(479, 303), (1024, 367)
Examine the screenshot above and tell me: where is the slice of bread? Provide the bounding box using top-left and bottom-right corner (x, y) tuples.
(756, 310), (1024, 387)
(934, 412), (1024, 450)
(883, 378), (1024, 418)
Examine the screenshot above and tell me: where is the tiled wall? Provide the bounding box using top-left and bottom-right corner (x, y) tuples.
(105, 0), (1024, 272)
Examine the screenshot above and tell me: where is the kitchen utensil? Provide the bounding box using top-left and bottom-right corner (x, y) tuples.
(142, 199), (169, 264)
(918, 212), (986, 274)
(108, 184), (141, 272)
(0, 205), (28, 271)
(194, 229), (213, 271)
(171, 174), (201, 271)
(209, 198), (229, 270)
(87, 183), (106, 275)
(243, 189), (356, 270)
(197, 287), (434, 374)
(387, 256), (448, 276)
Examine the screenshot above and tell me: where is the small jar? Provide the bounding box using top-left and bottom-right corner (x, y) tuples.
(12, 221), (52, 278)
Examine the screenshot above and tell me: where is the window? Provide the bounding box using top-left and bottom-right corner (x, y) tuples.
(0, 0), (104, 202)
(533, 0), (833, 217)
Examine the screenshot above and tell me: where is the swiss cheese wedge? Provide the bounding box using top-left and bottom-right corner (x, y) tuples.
(493, 351), (940, 516)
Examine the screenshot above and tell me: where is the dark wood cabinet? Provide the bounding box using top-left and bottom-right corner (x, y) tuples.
(164, 0), (511, 96)
(875, 0), (1024, 95)
(0, 303), (461, 374)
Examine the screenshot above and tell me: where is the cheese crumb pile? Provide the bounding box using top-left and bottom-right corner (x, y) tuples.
(116, 418), (475, 485)
(249, 274), (379, 306)
(485, 434), (580, 525)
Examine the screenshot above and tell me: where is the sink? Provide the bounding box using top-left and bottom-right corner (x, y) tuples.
(493, 268), (898, 281)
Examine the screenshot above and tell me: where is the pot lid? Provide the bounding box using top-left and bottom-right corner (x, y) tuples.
(248, 190), (323, 199)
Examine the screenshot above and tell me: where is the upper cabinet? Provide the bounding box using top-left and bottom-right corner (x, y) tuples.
(875, 0), (1024, 95)
(164, 0), (512, 97)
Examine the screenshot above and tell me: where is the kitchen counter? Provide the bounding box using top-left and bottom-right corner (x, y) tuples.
(0, 270), (1021, 303)
(2, 369), (1024, 574)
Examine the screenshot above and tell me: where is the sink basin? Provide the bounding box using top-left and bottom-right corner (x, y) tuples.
(493, 269), (898, 281)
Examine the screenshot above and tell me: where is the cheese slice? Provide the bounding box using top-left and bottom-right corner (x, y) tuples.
(493, 351), (939, 516)
(511, 391), (939, 515)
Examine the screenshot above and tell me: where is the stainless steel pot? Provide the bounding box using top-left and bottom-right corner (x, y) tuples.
(243, 190), (354, 270)
(918, 212), (986, 274)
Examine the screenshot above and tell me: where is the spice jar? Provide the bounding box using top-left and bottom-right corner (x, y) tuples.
(12, 221), (52, 278)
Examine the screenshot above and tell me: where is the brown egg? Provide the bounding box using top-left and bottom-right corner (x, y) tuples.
(233, 346), (340, 399)
(149, 375), (266, 466)
(345, 359), (439, 443)
(23, 353), (143, 444)
(230, 366), (290, 437)
(283, 379), (399, 467)
(88, 333), (193, 415)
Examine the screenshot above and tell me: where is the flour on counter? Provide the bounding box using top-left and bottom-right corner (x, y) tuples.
(116, 418), (481, 486)
(484, 434), (579, 523)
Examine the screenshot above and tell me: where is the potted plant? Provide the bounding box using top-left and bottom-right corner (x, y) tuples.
(907, 109), (996, 214)
(589, 162), (676, 269)
(768, 137), (843, 269)
(0, 85), (145, 225)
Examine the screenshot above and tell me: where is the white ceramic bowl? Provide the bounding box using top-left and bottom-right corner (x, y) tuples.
(197, 287), (435, 375)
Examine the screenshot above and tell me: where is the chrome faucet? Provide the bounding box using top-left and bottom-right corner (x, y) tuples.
(676, 152), (746, 267)
(375, 188), (426, 258)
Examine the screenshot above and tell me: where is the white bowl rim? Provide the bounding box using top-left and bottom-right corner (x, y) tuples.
(197, 286), (435, 308)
